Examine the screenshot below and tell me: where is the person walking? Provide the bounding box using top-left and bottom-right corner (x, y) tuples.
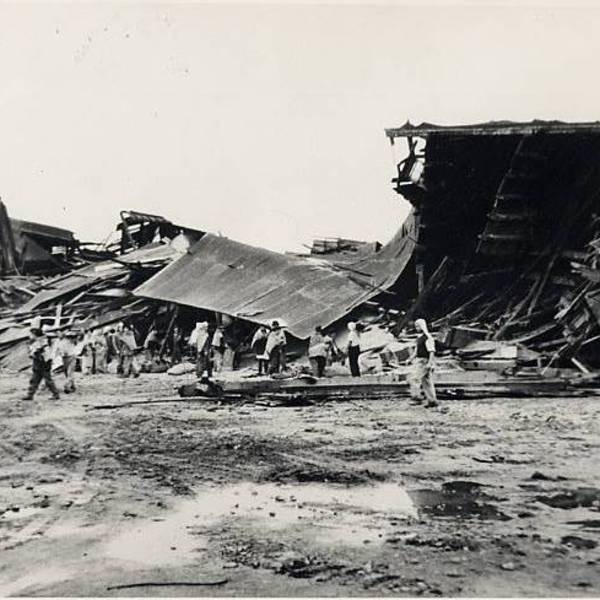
(308, 326), (328, 378)
(22, 327), (60, 401)
(346, 322), (362, 377)
(251, 325), (269, 375)
(408, 318), (438, 408)
(266, 321), (286, 374)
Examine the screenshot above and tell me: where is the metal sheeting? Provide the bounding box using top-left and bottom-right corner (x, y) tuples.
(134, 214), (416, 339)
(17, 243), (179, 313)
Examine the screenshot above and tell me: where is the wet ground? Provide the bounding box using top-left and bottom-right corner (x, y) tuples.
(0, 371), (599, 596)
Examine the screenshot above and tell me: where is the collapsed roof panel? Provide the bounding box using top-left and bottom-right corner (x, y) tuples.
(134, 215), (416, 339)
(17, 242), (180, 313)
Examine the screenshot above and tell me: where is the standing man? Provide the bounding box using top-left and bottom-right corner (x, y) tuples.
(93, 329), (108, 374)
(22, 327), (60, 401)
(192, 322), (212, 378)
(408, 318), (438, 408)
(308, 326), (328, 378)
(211, 325), (226, 373)
(266, 321), (286, 374)
(143, 326), (159, 363)
(105, 327), (117, 367)
(171, 324), (184, 364)
(56, 330), (78, 393)
(117, 322), (140, 378)
(346, 322), (361, 377)
(80, 328), (94, 375)
(251, 325), (269, 375)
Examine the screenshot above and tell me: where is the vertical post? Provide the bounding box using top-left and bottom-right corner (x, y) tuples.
(0, 200), (19, 275)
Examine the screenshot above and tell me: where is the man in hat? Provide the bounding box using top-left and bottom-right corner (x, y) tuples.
(408, 318), (438, 408)
(266, 320), (287, 375)
(22, 326), (60, 401)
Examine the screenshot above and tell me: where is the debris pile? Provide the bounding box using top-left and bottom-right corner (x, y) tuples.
(0, 242), (183, 371)
(386, 119), (600, 375)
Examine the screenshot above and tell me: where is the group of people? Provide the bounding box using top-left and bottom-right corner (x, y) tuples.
(250, 320), (288, 375)
(22, 313), (439, 409)
(190, 321), (227, 378)
(249, 316), (438, 408)
(22, 321), (142, 401)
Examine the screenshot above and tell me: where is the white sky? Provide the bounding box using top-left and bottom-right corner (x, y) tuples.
(1, 2), (600, 252)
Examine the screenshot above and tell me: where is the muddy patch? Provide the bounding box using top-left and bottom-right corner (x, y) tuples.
(536, 488), (600, 510)
(409, 480), (511, 521)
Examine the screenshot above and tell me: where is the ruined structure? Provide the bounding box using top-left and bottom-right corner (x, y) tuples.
(386, 120), (600, 366)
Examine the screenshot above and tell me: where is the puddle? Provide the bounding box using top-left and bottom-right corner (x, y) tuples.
(409, 480), (510, 521)
(105, 514), (209, 567)
(104, 481), (417, 563)
(537, 488), (600, 510)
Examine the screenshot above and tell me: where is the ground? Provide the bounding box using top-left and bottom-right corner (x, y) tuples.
(0, 371), (599, 597)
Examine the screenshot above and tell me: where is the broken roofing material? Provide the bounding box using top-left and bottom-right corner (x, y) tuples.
(386, 119), (600, 369)
(0, 241), (183, 371)
(135, 216), (417, 340)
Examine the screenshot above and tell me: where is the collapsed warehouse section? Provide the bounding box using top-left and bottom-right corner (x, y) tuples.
(386, 120), (600, 367)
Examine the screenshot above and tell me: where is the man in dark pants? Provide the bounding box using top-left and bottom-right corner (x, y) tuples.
(22, 328), (60, 401)
(346, 322), (361, 377)
(308, 326), (328, 378)
(251, 325), (269, 375)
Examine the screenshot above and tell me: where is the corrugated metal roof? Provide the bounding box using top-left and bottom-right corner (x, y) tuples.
(385, 120), (600, 140)
(134, 213), (416, 339)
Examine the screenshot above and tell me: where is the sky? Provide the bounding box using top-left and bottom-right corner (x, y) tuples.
(1, 1), (600, 252)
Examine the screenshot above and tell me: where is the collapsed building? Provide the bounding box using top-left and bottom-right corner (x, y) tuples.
(4, 119), (600, 390)
(386, 120), (600, 370)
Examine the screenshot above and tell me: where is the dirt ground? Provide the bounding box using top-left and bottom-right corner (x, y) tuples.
(1, 370), (600, 597)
